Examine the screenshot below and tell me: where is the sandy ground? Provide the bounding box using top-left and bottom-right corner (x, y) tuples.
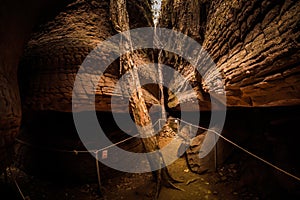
(0, 149), (261, 200)
(0, 160), (249, 200)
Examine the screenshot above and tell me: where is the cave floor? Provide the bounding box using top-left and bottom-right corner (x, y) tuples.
(103, 155), (259, 200)
(0, 149), (260, 200)
(0, 157), (260, 200)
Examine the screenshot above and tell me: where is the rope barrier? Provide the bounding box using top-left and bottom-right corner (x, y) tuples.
(174, 118), (300, 182)
(14, 117), (300, 184)
(15, 133), (139, 197)
(15, 133), (140, 154)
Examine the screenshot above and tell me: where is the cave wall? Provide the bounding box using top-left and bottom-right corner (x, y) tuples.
(0, 0), (75, 173)
(15, 0), (155, 180)
(157, 1), (300, 195)
(160, 0), (300, 107)
(15, 111), (144, 182)
(20, 0), (300, 112)
(1, 1), (298, 193)
(19, 0), (154, 113)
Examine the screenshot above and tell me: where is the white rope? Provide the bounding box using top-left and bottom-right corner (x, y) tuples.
(97, 133), (140, 152)
(15, 118), (300, 181)
(15, 132), (139, 198)
(15, 133), (140, 154)
(176, 118), (300, 182)
(8, 168), (27, 200)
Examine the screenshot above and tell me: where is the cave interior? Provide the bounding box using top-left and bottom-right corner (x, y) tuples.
(0, 0), (299, 199)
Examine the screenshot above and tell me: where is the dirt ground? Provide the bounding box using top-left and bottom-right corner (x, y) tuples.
(2, 110), (299, 199)
(1, 157), (259, 200)
(103, 157), (257, 200)
(1, 136), (262, 200)
(2, 128), (297, 200)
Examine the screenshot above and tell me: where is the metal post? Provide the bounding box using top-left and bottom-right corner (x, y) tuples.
(95, 151), (103, 196)
(214, 132), (217, 171)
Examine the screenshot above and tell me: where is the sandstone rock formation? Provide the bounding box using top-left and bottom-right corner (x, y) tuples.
(19, 0), (154, 113)
(160, 0), (300, 107)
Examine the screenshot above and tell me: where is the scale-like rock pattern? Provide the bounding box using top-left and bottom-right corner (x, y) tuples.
(0, 0), (71, 173)
(20, 0), (154, 113)
(15, 0), (154, 179)
(160, 0), (300, 107)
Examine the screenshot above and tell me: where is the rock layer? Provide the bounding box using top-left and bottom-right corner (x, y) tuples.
(0, 0), (72, 173)
(160, 0), (300, 107)
(20, 0), (154, 113)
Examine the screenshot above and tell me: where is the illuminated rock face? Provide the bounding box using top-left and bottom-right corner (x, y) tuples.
(160, 0), (300, 107)
(20, 0), (300, 114)
(20, 0), (154, 113)
(0, 0), (299, 174)
(0, 0), (72, 174)
(0, 0), (153, 173)
(14, 0), (157, 180)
